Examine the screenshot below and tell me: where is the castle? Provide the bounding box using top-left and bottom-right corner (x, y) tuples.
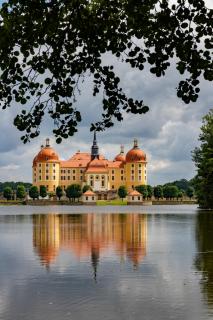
(32, 133), (147, 197)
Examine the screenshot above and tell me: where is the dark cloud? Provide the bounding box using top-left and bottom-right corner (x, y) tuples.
(0, 1), (212, 184)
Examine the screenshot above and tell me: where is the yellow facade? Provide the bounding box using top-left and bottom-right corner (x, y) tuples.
(32, 136), (147, 193)
(33, 213), (147, 268)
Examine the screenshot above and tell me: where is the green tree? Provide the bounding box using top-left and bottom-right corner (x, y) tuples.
(16, 185), (26, 200)
(118, 185), (127, 201)
(82, 185), (92, 194)
(66, 184), (82, 202)
(0, 1), (212, 143)
(56, 186), (63, 200)
(147, 185), (153, 199)
(163, 185), (179, 200)
(3, 187), (12, 200)
(136, 185), (148, 199)
(186, 186), (194, 200)
(154, 186), (163, 200)
(29, 186), (39, 200)
(39, 185), (47, 198)
(169, 186), (179, 200)
(177, 191), (183, 201)
(192, 109), (213, 209)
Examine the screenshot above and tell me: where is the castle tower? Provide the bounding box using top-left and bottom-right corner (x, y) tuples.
(91, 131), (99, 160)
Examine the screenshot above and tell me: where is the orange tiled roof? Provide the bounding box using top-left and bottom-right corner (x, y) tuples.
(126, 148), (146, 162)
(107, 161), (124, 168)
(33, 147), (60, 166)
(60, 160), (90, 168)
(128, 190), (142, 196)
(83, 190), (96, 196)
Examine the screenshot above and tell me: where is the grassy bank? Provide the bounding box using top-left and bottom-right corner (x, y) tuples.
(97, 199), (127, 206)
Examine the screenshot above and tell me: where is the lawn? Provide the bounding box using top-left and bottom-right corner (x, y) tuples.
(97, 199), (127, 206)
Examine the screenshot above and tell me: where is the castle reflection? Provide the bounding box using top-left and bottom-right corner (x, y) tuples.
(33, 214), (147, 273)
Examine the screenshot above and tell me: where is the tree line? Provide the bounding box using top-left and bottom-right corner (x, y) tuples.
(1, 179), (195, 202)
(118, 182), (194, 201)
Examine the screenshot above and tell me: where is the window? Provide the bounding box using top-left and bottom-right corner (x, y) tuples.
(68, 176), (70, 180)
(138, 196), (140, 200)
(92, 196), (94, 200)
(53, 185), (56, 191)
(139, 176), (142, 181)
(112, 185), (114, 189)
(34, 178), (36, 182)
(53, 176), (56, 180)
(73, 170), (76, 174)
(86, 196), (88, 201)
(46, 169), (49, 173)
(46, 185), (49, 191)
(132, 185), (134, 189)
(121, 176), (124, 181)
(80, 169), (83, 174)
(53, 163), (55, 167)
(46, 175), (49, 180)
(102, 180), (105, 187)
(131, 164), (134, 168)
(80, 176), (82, 181)
(131, 175), (134, 181)
(73, 176), (76, 180)
(64, 186), (66, 190)
(39, 176), (41, 180)
(96, 175), (99, 180)
(112, 176), (114, 181)
(53, 169), (56, 173)
(39, 169), (41, 173)
(131, 170), (134, 174)
(145, 170), (146, 174)
(68, 170), (70, 174)
(139, 164), (142, 168)
(121, 169), (124, 174)
(112, 170), (114, 174)
(39, 163), (41, 167)
(138, 170), (142, 174)
(132, 196), (134, 200)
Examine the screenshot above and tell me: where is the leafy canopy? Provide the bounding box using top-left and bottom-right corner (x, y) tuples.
(29, 185), (39, 199)
(3, 186), (12, 200)
(56, 186), (63, 199)
(16, 184), (26, 199)
(118, 185), (127, 200)
(192, 109), (213, 209)
(66, 184), (82, 201)
(40, 185), (47, 198)
(0, 0), (212, 143)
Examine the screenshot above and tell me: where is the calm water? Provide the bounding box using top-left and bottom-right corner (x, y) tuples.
(0, 205), (212, 320)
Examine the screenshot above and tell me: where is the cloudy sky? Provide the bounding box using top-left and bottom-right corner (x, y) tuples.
(0, 0), (212, 185)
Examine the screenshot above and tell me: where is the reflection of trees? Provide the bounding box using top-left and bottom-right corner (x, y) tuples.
(33, 214), (147, 271)
(195, 212), (213, 306)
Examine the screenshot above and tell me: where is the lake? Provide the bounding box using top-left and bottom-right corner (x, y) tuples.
(0, 205), (212, 320)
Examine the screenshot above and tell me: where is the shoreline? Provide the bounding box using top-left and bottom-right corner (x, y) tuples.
(0, 200), (197, 206)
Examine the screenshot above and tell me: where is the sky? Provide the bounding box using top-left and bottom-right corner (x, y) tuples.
(0, 1), (212, 185)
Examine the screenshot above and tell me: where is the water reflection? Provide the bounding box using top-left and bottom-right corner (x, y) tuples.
(33, 214), (147, 274)
(195, 212), (213, 307)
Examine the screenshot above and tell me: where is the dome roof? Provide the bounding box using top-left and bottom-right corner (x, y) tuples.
(126, 139), (146, 162)
(114, 154), (126, 162)
(114, 145), (125, 162)
(33, 139), (59, 166)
